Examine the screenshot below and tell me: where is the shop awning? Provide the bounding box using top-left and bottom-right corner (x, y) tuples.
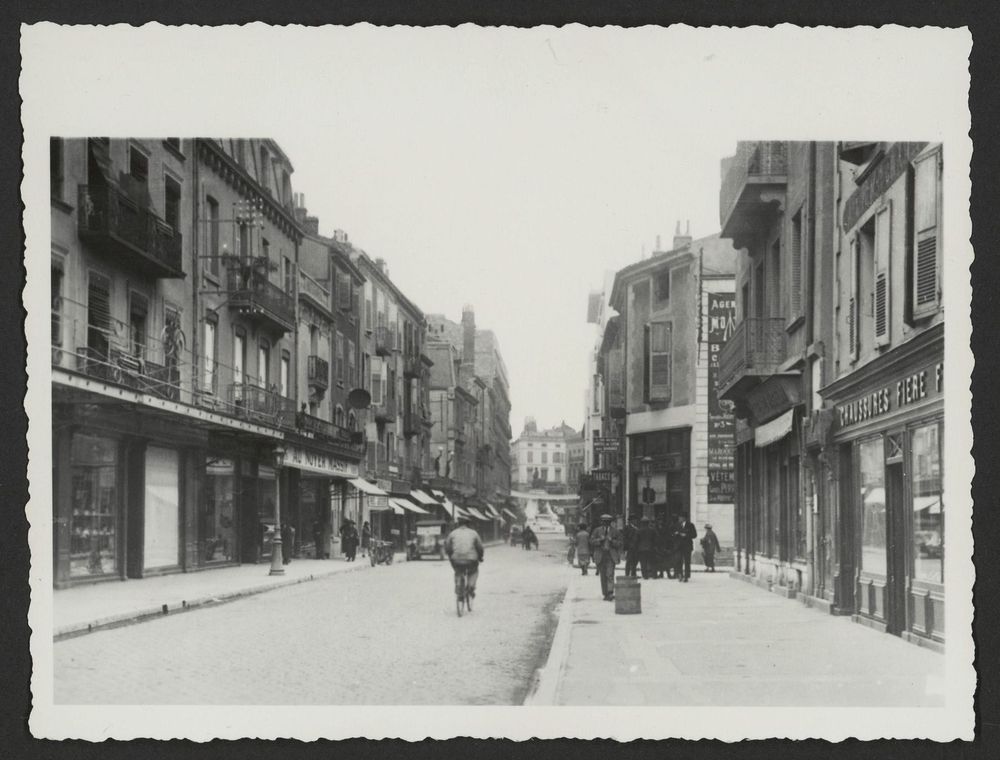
(465, 507), (489, 521)
(914, 495), (942, 514)
(410, 489), (440, 506)
(754, 409), (795, 448)
(502, 508), (518, 521)
(392, 497), (430, 515)
(483, 503), (501, 519)
(349, 478), (388, 496)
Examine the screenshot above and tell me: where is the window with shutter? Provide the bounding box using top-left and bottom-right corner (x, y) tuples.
(87, 272), (112, 356)
(365, 298), (373, 332)
(768, 240), (781, 319)
(912, 149), (941, 318)
(789, 210), (803, 321)
(371, 364), (383, 405)
(647, 321), (672, 403)
(847, 237), (859, 361)
(874, 203), (892, 346)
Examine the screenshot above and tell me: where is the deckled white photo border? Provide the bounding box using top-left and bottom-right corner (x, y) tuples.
(21, 23), (974, 741)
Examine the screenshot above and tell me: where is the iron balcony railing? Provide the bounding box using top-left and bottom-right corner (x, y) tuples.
(78, 184), (184, 277)
(717, 317), (787, 396)
(225, 267), (295, 332)
(374, 325), (395, 356)
(298, 270), (331, 311)
(307, 355), (329, 389)
(228, 382), (296, 429)
(402, 350), (423, 378)
(296, 412), (365, 454)
(373, 395), (397, 422)
(719, 141), (788, 229)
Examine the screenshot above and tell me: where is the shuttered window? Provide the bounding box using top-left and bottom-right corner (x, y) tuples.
(647, 321), (672, 403)
(365, 298), (373, 332)
(87, 272), (112, 355)
(913, 148), (942, 318)
(789, 210), (803, 322)
(874, 203), (892, 346)
(848, 237), (859, 361)
(768, 240), (781, 319)
(348, 339), (356, 387)
(371, 360), (383, 405)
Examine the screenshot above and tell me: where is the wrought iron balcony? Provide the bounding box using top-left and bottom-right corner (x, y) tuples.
(373, 395), (397, 423)
(402, 350), (423, 378)
(307, 355), (329, 390)
(298, 270), (332, 315)
(719, 142), (788, 248)
(74, 346), (180, 401)
(77, 184), (184, 278)
(228, 382), (296, 429)
(374, 326), (395, 357)
(225, 266), (295, 334)
(717, 318), (787, 401)
(296, 412), (365, 455)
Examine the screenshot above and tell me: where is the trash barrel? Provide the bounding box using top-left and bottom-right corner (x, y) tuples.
(614, 575), (641, 614)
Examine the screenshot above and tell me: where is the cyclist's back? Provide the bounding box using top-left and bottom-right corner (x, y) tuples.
(445, 519), (484, 596)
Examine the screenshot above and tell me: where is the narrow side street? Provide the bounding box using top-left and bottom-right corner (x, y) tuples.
(539, 569), (945, 706)
(54, 543), (568, 705)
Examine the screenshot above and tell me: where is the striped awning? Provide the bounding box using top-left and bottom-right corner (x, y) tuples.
(391, 497), (428, 515)
(502, 508), (518, 521)
(410, 489), (439, 506)
(483, 503), (501, 519)
(349, 478), (388, 496)
(465, 507), (489, 521)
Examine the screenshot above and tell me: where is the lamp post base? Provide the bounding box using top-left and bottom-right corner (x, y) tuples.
(269, 537), (285, 576)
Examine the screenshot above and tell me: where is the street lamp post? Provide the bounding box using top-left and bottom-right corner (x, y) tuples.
(269, 444), (286, 576)
(640, 456), (655, 521)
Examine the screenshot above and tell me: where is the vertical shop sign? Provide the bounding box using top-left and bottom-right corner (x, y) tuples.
(707, 293), (737, 503)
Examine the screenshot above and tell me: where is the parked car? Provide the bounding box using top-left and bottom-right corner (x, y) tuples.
(509, 524), (523, 546)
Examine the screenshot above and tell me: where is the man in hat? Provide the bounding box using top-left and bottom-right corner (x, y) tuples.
(445, 514), (485, 599)
(636, 516), (658, 580)
(574, 522), (592, 575)
(589, 514), (623, 601)
(700, 523), (721, 572)
(673, 513), (698, 582)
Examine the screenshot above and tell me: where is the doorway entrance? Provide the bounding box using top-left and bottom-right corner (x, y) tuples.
(885, 460), (908, 636)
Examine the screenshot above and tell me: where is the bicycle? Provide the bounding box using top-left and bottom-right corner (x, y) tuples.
(454, 563), (474, 617)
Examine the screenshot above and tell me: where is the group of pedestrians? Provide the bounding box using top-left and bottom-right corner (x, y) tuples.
(338, 519), (372, 562)
(571, 513), (722, 599)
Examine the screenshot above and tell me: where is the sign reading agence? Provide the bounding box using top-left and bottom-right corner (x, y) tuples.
(837, 362), (943, 428)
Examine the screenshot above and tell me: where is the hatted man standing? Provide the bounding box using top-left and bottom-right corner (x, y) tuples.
(589, 513), (623, 601)
(674, 513), (698, 582)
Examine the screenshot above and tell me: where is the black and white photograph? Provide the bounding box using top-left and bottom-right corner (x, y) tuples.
(21, 23), (974, 742)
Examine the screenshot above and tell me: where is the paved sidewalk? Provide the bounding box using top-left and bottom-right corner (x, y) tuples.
(529, 568), (945, 706)
(53, 539), (508, 640)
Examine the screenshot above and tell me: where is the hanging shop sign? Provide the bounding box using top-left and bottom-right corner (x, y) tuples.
(284, 445), (359, 478)
(746, 375), (801, 426)
(590, 469), (615, 484)
(707, 292), (737, 503)
(836, 362), (943, 429)
(593, 436), (621, 452)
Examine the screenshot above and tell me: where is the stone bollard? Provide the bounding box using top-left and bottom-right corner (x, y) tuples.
(614, 575), (641, 614)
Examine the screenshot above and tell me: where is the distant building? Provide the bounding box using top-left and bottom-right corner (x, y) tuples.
(510, 419), (580, 495)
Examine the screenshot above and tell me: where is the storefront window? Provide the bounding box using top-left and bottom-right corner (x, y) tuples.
(912, 423), (943, 584)
(258, 464), (277, 558)
(143, 446), (180, 570)
(204, 457), (236, 563)
(858, 437), (886, 575)
(69, 434), (118, 578)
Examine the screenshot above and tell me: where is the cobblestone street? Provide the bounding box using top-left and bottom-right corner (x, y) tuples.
(54, 542), (569, 705)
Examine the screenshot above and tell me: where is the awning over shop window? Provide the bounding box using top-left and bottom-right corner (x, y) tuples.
(410, 489), (439, 506)
(502, 508), (518, 521)
(465, 507), (489, 521)
(754, 409), (796, 449)
(483, 504), (501, 519)
(349, 478), (388, 496)
(392, 497), (430, 515)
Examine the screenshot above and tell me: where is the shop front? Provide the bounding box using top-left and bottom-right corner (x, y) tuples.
(822, 326), (944, 647)
(628, 428), (690, 526)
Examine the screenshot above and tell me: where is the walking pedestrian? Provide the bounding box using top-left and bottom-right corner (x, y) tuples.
(522, 525), (537, 550)
(637, 517), (657, 579)
(589, 514), (622, 601)
(281, 522), (295, 565)
(361, 521), (372, 559)
(674, 513), (698, 582)
(623, 516), (639, 578)
(701, 523), (721, 572)
(574, 522), (592, 575)
(654, 518), (671, 579)
(340, 520), (358, 562)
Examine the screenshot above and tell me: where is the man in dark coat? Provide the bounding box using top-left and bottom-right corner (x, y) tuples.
(654, 518), (671, 579)
(340, 520), (359, 561)
(281, 522), (295, 565)
(636, 517), (658, 579)
(622, 516), (639, 578)
(674, 514), (698, 582)
(589, 514), (623, 601)
(701, 523), (721, 571)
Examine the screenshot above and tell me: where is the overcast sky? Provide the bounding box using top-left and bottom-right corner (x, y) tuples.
(274, 30), (736, 435)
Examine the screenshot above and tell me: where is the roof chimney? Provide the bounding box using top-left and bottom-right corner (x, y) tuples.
(462, 305), (476, 367)
(375, 257), (388, 278)
(672, 219), (692, 251)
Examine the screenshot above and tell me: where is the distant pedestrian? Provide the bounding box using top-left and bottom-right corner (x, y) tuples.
(574, 522), (592, 575)
(361, 521), (372, 558)
(674, 514), (698, 582)
(281, 522), (295, 564)
(623, 516), (639, 578)
(589, 514), (622, 601)
(701, 523), (721, 572)
(654, 518), (671, 579)
(637, 517), (657, 579)
(522, 525), (538, 550)
(340, 520), (359, 562)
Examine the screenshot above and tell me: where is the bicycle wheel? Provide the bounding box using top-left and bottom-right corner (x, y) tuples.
(456, 572), (465, 617)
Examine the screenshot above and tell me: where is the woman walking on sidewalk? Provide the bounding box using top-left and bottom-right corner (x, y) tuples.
(574, 522), (592, 575)
(340, 520), (359, 562)
(700, 523), (721, 572)
(361, 521), (372, 558)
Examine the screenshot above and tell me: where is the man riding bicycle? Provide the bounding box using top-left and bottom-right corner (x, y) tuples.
(444, 515), (484, 599)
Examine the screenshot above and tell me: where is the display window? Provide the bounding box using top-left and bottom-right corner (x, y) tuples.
(69, 434), (119, 578)
(203, 457), (237, 563)
(858, 436), (887, 575)
(143, 446), (181, 570)
(911, 422), (943, 584)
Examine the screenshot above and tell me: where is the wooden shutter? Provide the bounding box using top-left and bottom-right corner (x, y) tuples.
(371, 361), (383, 405)
(789, 212), (803, 321)
(848, 237), (859, 361)
(874, 203), (892, 347)
(913, 149), (941, 318)
(647, 321), (672, 402)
